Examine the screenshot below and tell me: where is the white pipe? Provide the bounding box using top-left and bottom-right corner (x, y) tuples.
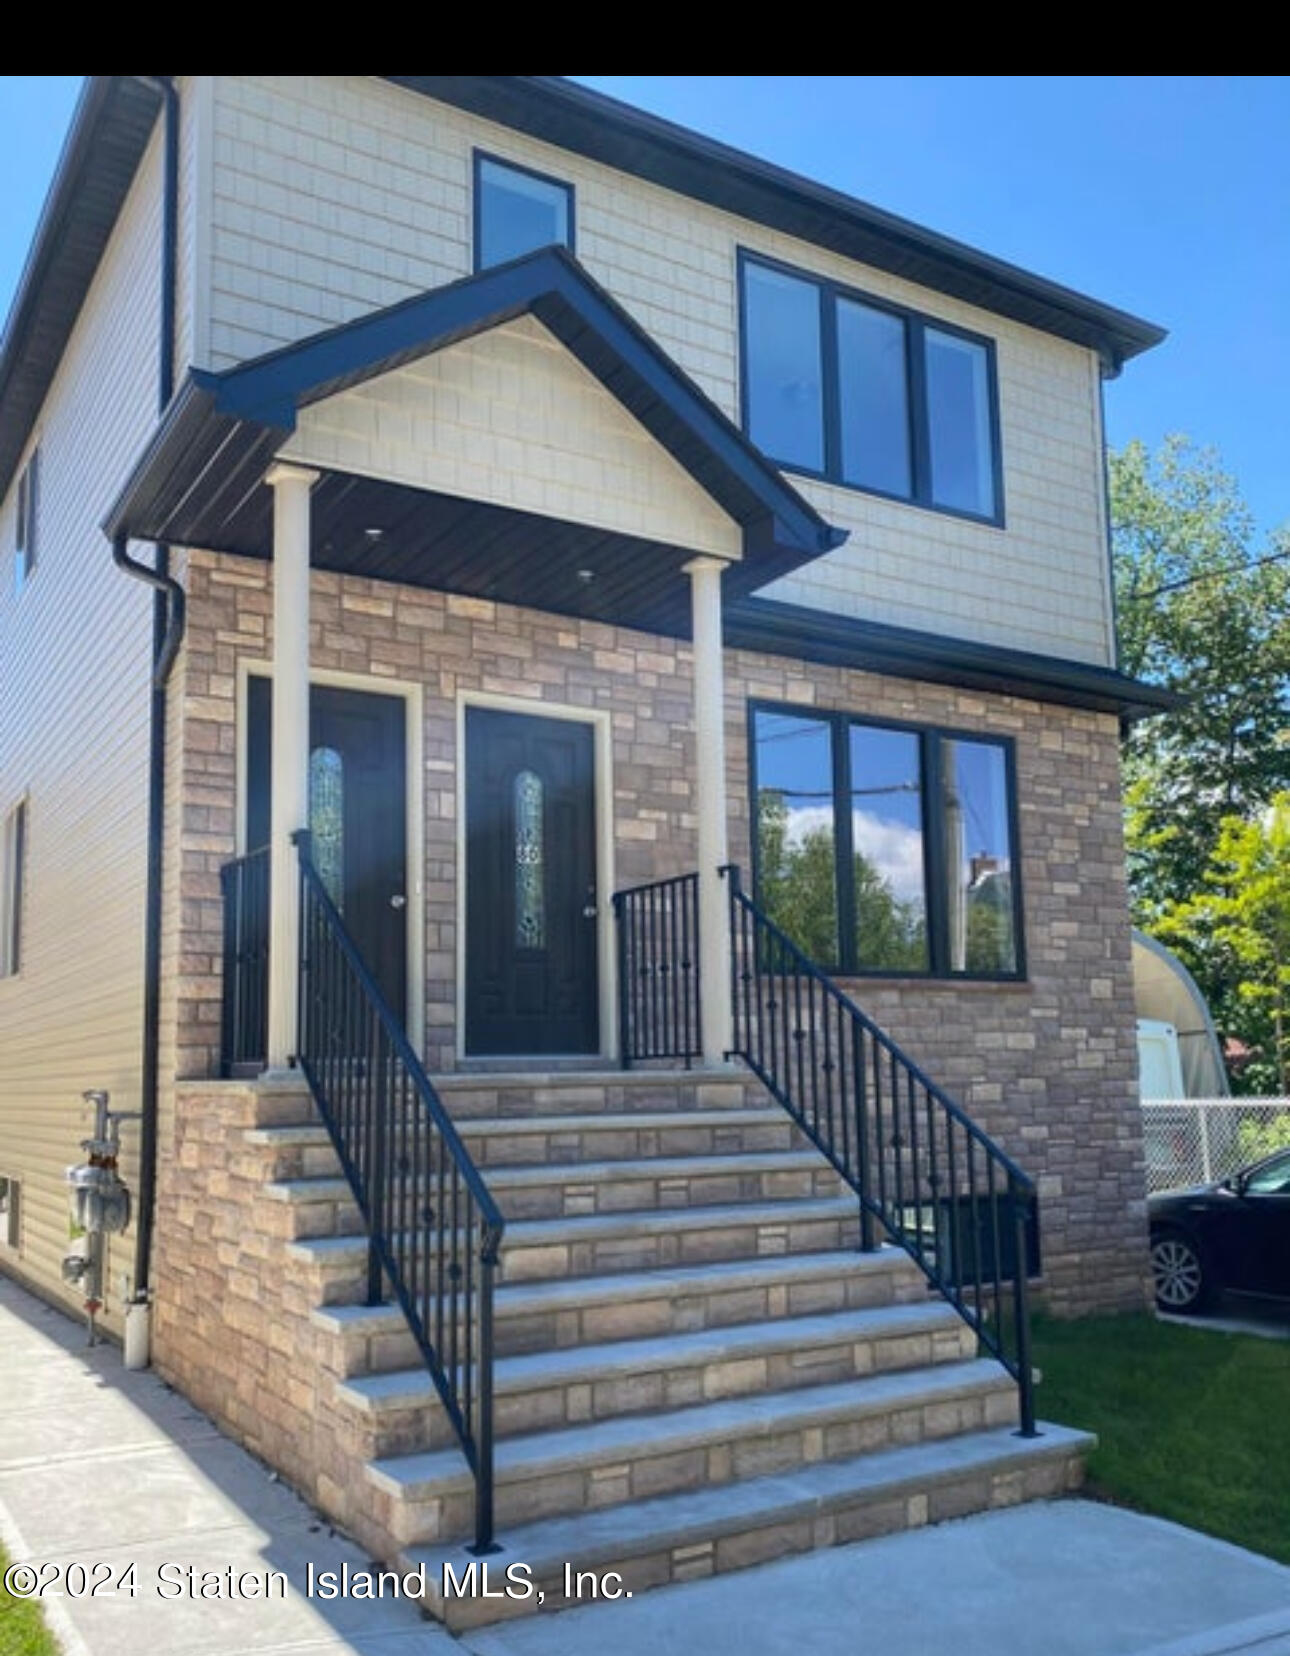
(123, 1300), (151, 1369)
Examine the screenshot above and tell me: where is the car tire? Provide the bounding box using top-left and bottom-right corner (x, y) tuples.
(1150, 1227), (1212, 1314)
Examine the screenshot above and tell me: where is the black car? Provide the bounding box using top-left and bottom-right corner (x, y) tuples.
(1149, 1146), (1290, 1313)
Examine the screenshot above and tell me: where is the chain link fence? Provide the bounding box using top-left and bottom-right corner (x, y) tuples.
(1142, 1099), (1290, 1193)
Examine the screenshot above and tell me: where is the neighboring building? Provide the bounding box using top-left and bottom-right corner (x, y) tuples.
(0, 77), (1171, 1615)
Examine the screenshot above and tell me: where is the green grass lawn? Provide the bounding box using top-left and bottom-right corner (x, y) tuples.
(0, 1544), (59, 1656)
(1033, 1312), (1290, 1565)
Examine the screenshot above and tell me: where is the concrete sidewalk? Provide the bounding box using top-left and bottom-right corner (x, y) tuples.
(3, 1275), (1289, 1656)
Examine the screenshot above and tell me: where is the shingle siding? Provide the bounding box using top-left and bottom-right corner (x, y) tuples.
(204, 75), (1115, 666)
(279, 315), (741, 562)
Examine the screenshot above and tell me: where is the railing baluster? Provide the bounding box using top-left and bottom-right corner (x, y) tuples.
(986, 1153), (1004, 1343)
(907, 1067), (922, 1265)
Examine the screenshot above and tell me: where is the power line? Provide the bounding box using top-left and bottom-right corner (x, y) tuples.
(1122, 542), (1290, 602)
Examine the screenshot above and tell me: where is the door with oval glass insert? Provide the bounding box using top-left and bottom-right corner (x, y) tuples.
(247, 678), (408, 1022)
(465, 707), (598, 1055)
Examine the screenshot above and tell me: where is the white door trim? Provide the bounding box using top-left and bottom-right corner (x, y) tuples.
(456, 690), (617, 1065)
(235, 659), (426, 1060)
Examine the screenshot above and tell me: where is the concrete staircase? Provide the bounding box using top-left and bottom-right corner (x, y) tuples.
(244, 1070), (1090, 1629)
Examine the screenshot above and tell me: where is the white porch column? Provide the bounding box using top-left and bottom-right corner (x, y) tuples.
(685, 555), (734, 1067)
(265, 462), (319, 1072)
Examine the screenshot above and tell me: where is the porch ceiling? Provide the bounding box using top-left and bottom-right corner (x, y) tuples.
(103, 247), (846, 634)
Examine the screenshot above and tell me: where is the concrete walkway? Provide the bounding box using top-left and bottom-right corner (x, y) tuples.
(3, 1275), (1289, 1656)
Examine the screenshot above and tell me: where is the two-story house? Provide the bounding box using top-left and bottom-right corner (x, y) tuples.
(0, 76), (1171, 1621)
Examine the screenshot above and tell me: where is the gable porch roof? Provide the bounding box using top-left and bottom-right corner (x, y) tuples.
(103, 246), (845, 635)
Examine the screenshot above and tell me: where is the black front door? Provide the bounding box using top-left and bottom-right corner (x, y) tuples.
(465, 708), (598, 1055)
(248, 678), (408, 1020)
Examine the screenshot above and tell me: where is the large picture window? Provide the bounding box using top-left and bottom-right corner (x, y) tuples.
(751, 705), (1022, 979)
(739, 252), (1002, 524)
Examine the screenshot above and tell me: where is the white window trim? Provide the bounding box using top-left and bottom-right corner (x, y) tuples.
(0, 1176), (19, 1251)
(0, 797), (27, 979)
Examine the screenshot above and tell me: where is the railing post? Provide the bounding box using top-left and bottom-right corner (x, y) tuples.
(1198, 1103), (1214, 1183)
(1010, 1174), (1037, 1438)
(366, 1024), (386, 1309)
(722, 864), (739, 1054)
(853, 1025), (877, 1253)
(472, 1249), (498, 1554)
(219, 862), (236, 1079)
(612, 892), (630, 1070)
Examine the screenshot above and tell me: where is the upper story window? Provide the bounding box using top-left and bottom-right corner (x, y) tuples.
(13, 448), (39, 596)
(1, 799), (27, 979)
(751, 704), (1023, 980)
(474, 153), (574, 271)
(739, 253), (1003, 525)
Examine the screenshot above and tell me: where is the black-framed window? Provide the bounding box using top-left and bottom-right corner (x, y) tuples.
(739, 252), (1003, 525)
(751, 704), (1024, 980)
(474, 152), (574, 272)
(13, 448), (38, 596)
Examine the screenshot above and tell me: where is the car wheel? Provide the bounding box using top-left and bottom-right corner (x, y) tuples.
(1150, 1228), (1211, 1313)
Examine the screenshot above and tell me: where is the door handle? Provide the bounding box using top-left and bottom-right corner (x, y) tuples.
(390, 894), (407, 910)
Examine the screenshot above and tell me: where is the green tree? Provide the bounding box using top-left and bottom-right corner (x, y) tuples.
(1155, 797), (1290, 1096)
(1112, 437), (1290, 1062)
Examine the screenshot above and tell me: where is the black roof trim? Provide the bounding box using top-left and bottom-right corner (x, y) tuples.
(106, 245), (844, 568)
(387, 76), (1166, 371)
(725, 594), (1179, 722)
(0, 76), (160, 502)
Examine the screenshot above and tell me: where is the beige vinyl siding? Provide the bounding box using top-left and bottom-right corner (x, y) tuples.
(202, 74), (1116, 666)
(0, 123), (163, 1328)
(280, 315), (741, 561)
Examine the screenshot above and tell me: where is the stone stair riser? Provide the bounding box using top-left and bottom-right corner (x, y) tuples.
(338, 1321), (978, 1457)
(502, 1213), (862, 1283)
(495, 1164), (845, 1221)
(415, 1445), (1083, 1633)
(383, 1378), (1019, 1544)
(245, 1116), (804, 1183)
(312, 1253), (930, 1378)
(435, 1079), (757, 1120)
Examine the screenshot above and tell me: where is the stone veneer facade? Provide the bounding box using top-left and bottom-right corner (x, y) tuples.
(155, 548), (1148, 1321)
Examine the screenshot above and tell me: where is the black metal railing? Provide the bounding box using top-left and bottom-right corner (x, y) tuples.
(219, 846), (270, 1076)
(724, 865), (1037, 1436)
(294, 832), (505, 1551)
(613, 873), (702, 1067)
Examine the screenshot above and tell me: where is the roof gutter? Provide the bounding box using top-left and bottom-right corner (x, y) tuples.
(108, 75), (185, 1326)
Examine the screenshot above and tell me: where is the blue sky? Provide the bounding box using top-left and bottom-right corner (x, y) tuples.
(2, 76), (1286, 538)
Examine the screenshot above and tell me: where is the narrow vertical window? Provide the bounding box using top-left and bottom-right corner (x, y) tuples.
(13, 448), (38, 595)
(940, 738), (1017, 975)
(309, 747), (345, 912)
(837, 299), (911, 498)
(514, 769), (545, 949)
(753, 709), (838, 963)
(0, 1175), (18, 1250)
(1, 800), (27, 977)
(848, 724), (927, 971)
(925, 328), (996, 519)
(743, 261), (825, 473)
